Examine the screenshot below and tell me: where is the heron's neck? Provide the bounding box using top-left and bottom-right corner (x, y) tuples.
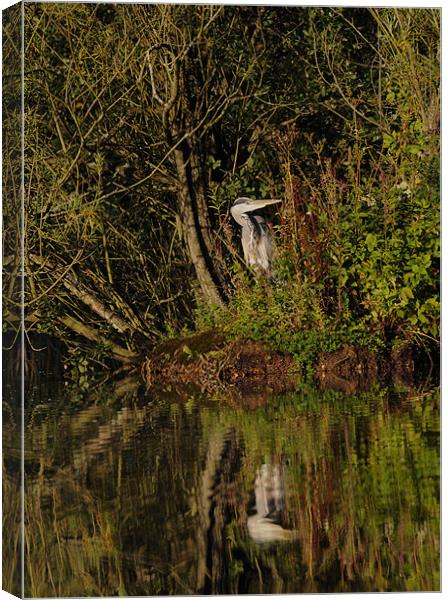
(230, 204), (248, 227)
(231, 206), (262, 230)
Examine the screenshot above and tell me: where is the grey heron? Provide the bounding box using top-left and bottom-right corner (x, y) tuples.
(230, 197), (282, 278)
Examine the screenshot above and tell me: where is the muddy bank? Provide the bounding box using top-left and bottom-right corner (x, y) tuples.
(141, 331), (435, 395)
(317, 345), (404, 394)
(317, 342), (438, 393)
(141, 332), (299, 395)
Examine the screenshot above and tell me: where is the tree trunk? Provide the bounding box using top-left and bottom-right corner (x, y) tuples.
(28, 254), (135, 334)
(173, 137), (224, 307)
(189, 139), (215, 251)
(59, 316), (138, 363)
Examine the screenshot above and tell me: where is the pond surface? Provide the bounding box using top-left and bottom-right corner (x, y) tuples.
(3, 342), (440, 596)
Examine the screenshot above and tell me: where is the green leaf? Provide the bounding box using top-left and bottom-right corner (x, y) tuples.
(365, 233), (377, 252)
(399, 287), (414, 302)
(383, 133), (394, 148)
(407, 144), (421, 155)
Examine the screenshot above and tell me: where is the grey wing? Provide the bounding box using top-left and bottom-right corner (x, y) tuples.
(253, 216), (275, 273)
(241, 217), (256, 266)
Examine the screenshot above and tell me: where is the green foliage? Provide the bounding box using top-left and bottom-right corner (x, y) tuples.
(208, 153), (278, 214)
(197, 272), (384, 378)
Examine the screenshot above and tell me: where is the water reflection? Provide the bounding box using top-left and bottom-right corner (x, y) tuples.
(2, 354), (440, 596)
(247, 464), (296, 544)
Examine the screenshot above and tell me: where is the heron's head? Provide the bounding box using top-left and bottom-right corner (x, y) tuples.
(231, 197), (282, 220)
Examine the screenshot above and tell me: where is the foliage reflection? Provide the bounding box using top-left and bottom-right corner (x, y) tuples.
(3, 375), (440, 595)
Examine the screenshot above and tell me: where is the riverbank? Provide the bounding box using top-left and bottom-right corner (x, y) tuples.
(140, 330), (437, 395)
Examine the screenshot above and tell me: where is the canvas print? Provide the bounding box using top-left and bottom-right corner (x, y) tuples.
(3, 2), (440, 596)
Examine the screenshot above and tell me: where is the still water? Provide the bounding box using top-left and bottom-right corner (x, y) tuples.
(3, 344), (440, 596)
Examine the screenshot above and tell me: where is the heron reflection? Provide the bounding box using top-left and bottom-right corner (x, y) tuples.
(247, 463), (296, 544)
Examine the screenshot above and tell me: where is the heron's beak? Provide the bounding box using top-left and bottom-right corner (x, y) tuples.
(250, 198), (282, 209)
